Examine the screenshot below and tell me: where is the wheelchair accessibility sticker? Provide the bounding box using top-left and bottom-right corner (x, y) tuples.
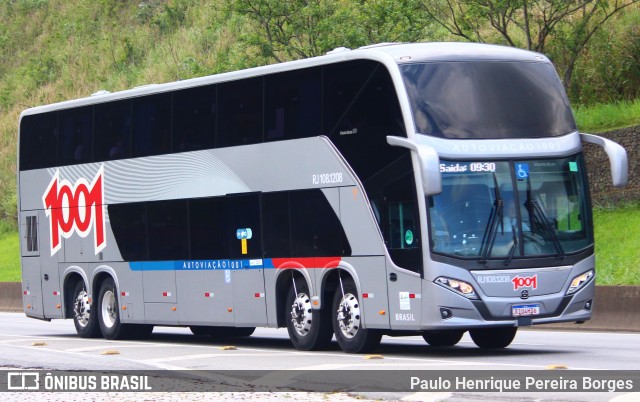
(516, 163), (529, 179)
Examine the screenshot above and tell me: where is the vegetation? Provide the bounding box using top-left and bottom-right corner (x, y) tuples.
(419, 0), (639, 95)
(0, 221), (19, 282)
(593, 203), (640, 285)
(574, 99), (640, 133)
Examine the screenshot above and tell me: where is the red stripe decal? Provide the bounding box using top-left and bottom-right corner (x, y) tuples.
(272, 257), (341, 269)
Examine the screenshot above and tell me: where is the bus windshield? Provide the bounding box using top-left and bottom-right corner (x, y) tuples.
(401, 61), (576, 139)
(429, 155), (592, 263)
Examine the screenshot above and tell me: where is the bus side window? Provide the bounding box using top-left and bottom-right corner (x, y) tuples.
(265, 67), (321, 141)
(324, 61), (406, 183)
(173, 85), (216, 152)
(218, 77), (263, 148)
(189, 197), (228, 260)
(226, 194), (262, 259)
(290, 189), (349, 257)
(262, 192), (292, 258)
(108, 202), (148, 261)
(20, 112), (58, 171)
(58, 106), (93, 166)
(94, 100), (131, 161)
(132, 93), (172, 158)
(147, 199), (189, 261)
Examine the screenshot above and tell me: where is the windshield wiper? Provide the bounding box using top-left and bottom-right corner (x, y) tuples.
(525, 177), (565, 260)
(504, 223), (518, 266)
(479, 173), (504, 264)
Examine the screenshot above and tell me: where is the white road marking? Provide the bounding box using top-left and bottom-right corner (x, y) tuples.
(401, 393), (453, 401)
(609, 393), (640, 402)
(140, 352), (301, 364)
(66, 344), (170, 352)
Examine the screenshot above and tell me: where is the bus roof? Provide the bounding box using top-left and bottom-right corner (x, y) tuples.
(19, 42), (548, 118)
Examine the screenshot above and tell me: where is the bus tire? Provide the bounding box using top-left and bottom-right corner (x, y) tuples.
(190, 326), (212, 336)
(97, 277), (132, 340)
(469, 327), (517, 349)
(191, 326), (256, 338)
(131, 324), (154, 339)
(422, 330), (465, 347)
(211, 326), (256, 338)
(285, 278), (332, 351)
(332, 278), (381, 354)
(72, 281), (101, 338)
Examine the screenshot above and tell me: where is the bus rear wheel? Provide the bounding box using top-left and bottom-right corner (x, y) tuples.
(285, 277), (332, 351)
(469, 327), (517, 349)
(72, 281), (101, 338)
(422, 330), (465, 347)
(332, 277), (381, 354)
(97, 277), (150, 340)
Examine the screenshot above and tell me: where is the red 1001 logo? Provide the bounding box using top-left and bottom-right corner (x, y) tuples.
(42, 166), (105, 256)
(512, 275), (538, 291)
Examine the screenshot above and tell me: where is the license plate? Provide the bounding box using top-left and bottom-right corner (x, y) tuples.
(512, 304), (540, 317)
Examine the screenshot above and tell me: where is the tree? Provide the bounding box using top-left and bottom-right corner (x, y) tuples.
(230, 0), (429, 63)
(419, 0), (639, 91)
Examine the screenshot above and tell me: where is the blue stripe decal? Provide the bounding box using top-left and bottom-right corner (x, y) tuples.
(129, 259), (266, 271)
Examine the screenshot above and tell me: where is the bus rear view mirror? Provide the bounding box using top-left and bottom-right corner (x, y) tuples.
(387, 136), (442, 195)
(580, 133), (628, 188)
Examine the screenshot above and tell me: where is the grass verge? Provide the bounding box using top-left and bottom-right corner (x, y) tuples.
(574, 99), (640, 133)
(0, 229), (19, 282)
(593, 202), (640, 285)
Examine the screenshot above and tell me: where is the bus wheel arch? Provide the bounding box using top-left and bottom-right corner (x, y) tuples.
(281, 269), (332, 351)
(93, 272), (152, 340)
(274, 268), (314, 327)
(330, 270), (381, 354)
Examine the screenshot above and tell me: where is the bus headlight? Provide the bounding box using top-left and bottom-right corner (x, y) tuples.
(566, 270), (594, 295)
(435, 277), (479, 300)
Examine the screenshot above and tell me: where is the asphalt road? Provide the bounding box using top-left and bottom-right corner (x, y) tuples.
(1, 312), (639, 401)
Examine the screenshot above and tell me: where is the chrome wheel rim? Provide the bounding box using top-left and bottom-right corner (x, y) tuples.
(101, 290), (117, 328)
(336, 293), (360, 339)
(74, 289), (91, 328)
(290, 293), (313, 336)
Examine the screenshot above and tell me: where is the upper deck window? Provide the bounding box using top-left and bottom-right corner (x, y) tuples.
(401, 61), (576, 139)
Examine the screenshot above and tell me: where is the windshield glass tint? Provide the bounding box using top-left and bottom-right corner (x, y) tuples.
(429, 155), (591, 261)
(401, 62), (576, 139)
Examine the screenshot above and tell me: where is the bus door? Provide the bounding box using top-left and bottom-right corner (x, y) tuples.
(20, 213), (43, 318)
(21, 211), (63, 319)
(381, 175), (423, 330)
(384, 199), (423, 330)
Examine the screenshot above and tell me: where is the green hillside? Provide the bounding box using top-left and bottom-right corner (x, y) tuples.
(1, 0), (639, 231)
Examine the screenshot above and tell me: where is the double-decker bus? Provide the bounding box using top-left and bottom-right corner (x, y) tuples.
(18, 42), (628, 352)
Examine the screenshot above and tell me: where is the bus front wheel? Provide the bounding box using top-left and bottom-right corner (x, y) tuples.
(72, 281), (101, 338)
(469, 327), (517, 349)
(285, 277), (332, 351)
(332, 278), (381, 353)
(422, 330), (465, 347)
